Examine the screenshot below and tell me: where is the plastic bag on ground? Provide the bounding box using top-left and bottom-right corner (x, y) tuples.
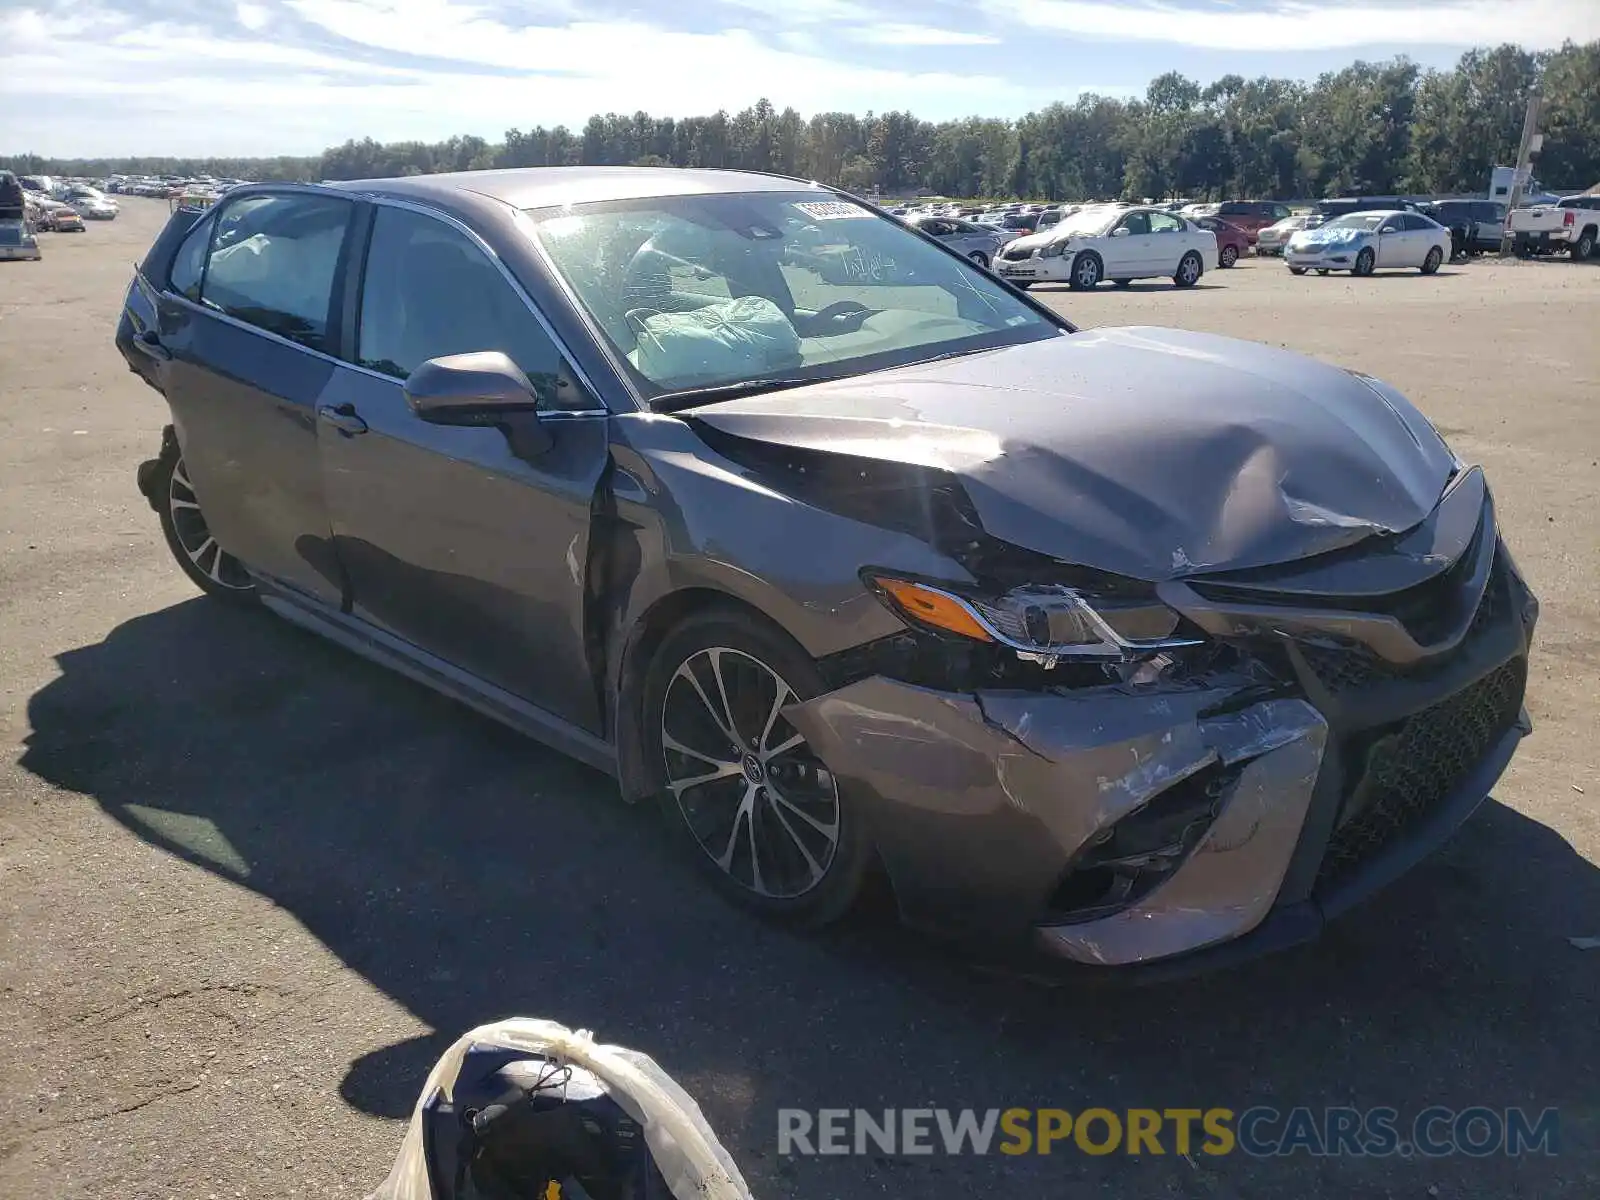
(367, 1017), (753, 1200)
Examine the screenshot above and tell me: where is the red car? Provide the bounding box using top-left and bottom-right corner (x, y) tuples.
(1193, 216), (1251, 267)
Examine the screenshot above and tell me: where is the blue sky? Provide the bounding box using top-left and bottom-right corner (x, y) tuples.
(2, 0), (1596, 157)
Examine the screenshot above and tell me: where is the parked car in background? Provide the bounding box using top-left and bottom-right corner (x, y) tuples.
(1307, 196), (1421, 228)
(49, 204), (86, 232)
(998, 204), (1217, 289)
(114, 167), (1536, 972)
(1285, 210), (1450, 276)
(0, 170), (24, 220)
(1181, 201), (1293, 240)
(1254, 214), (1313, 256)
(903, 214), (1012, 267)
(1506, 195), (1599, 261)
(1191, 216), (1250, 267)
(1418, 199), (1504, 257)
(0, 216), (41, 261)
(64, 184), (119, 220)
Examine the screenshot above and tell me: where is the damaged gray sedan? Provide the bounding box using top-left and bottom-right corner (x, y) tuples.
(116, 168), (1537, 974)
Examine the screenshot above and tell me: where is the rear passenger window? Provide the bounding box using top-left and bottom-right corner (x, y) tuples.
(201, 193), (352, 352)
(356, 206), (582, 409)
(168, 214), (212, 301)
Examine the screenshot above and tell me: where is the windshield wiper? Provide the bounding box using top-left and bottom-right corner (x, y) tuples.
(650, 376), (818, 413)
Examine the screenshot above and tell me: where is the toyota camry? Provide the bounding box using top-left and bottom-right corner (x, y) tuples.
(115, 168), (1537, 976)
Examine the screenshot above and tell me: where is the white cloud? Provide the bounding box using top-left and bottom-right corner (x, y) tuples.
(1008, 0), (1600, 51)
(854, 23), (1002, 46)
(236, 1), (271, 30)
(0, 0), (1060, 156)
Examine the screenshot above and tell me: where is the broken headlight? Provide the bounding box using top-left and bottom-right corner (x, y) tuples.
(865, 574), (1202, 663)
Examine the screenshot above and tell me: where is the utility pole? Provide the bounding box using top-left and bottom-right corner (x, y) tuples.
(1499, 85), (1542, 257)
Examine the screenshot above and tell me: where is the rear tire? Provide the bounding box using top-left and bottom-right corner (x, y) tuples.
(641, 609), (871, 928)
(1219, 244), (1238, 268)
(1173, 251), (1202, 288)
(967, 251), (990, 269)
(1572, 229), (1596, 261)
(1112, 279), (1132, 287)
(1421, 246), (1443, 274)
(153, 452), (257, 603)
(1289, 266), (1308, 275)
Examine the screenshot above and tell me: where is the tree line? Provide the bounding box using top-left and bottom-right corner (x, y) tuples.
(8, 42), (1597, 201)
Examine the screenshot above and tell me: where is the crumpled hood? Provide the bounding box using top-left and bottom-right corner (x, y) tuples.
(688, 327), (1456, 581)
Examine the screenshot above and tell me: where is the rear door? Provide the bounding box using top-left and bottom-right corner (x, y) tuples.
(153, 188), (358, 602)
(1147, 210), (1189, 271)
(316, 201), (612, 731)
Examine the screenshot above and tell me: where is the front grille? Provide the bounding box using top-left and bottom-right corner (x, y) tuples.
(1315, 657), (1525, 890)
(1299, 553), (1506, 693)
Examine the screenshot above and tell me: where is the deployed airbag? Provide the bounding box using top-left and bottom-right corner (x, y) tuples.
(632, 296), (801, 387)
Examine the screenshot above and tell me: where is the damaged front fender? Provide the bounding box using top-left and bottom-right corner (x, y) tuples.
(785, 676), (1328, 964)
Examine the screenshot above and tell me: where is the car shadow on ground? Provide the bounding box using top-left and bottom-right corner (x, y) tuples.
(22, 598), (1599, 1195)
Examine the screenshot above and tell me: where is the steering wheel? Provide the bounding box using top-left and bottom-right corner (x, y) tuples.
(812, 300), (872, 323)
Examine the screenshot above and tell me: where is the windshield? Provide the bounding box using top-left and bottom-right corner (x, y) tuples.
(1323, 213), (1386, 231)
(530, 191), (1060, 403)
(1051, 207), (1121, 238)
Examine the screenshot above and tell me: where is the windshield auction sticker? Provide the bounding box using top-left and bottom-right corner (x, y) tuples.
(793, 201), (873, 220)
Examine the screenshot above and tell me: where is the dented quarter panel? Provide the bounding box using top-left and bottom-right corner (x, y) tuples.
(784, 676), (1322, 943)
(688, 326), (1457, 580)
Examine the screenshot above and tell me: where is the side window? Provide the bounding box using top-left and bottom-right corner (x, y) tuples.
(200, 193), (352, 351)
(1379, 217), (1403, 234)
(1149, 212), (1182, 234)
(168, 215), (212, 300)
(1118, 211), (1151, 236)
(1220, 202), (1247, 217)
(922, 220), (953, 237)
(356, 206), (583, 410)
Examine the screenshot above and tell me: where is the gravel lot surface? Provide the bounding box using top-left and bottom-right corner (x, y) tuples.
(2, 198), (1596, 1198)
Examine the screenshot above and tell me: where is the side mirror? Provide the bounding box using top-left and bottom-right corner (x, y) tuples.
(1110, 227), (1131, 237)
(404, 351), (553, 457)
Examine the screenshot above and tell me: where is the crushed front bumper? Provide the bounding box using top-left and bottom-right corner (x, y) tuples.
(787, 536), (1536, 976)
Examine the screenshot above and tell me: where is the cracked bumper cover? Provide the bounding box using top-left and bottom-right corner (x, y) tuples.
(785, 674), (1526, 972)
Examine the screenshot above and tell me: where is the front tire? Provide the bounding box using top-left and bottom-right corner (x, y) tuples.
(1353, 247), (1376, 277)
(1289, 266), (1308, 275)
(1069, 251), (1102, 290)
(1173, 251), (1202, 288)
(1421, 246), (1443, 274)
(155, 453), (257, 603)
(1219, 244), (1238, 268)
(642, 610), (870, 927)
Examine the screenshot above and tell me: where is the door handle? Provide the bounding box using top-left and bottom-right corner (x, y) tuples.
(317, 403), (368, 436)
(132, 331), (171, 362)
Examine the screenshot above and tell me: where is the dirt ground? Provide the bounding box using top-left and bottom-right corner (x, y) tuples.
(1, 198), (1596, 1199)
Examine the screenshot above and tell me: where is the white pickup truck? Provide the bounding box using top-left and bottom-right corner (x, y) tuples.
(1506, 194), (1600, 260)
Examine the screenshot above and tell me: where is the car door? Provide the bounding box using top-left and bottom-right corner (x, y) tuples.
(1373, 215), (1411, 267)
(315, 201), (612, 732)
(1146, 210), (1189, 272)
(152, 187), (358, 603)
(1105, 209), (1152, 274)
(1404, 213), (1442, 260)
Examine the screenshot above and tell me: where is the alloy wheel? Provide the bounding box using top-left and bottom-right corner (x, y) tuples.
(660, 646), (840, 899)
(168, 458), (252, 591)
(1073, 254), (1100, 288)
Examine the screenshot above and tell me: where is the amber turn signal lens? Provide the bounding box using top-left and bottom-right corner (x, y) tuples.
(874, 578), (994, 642)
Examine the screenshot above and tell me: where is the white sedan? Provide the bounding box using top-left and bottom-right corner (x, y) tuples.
(995, 204), (1218, 290)
(1284, 210), (1451, 276)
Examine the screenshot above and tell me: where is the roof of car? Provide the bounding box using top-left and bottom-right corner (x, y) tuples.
(325, 166), (829, 209)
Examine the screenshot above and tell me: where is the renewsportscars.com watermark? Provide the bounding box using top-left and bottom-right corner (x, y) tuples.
(778, 1107), (1560, 1159)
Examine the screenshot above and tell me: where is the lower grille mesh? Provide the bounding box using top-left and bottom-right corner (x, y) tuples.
(1316, 657), (1525, 889)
